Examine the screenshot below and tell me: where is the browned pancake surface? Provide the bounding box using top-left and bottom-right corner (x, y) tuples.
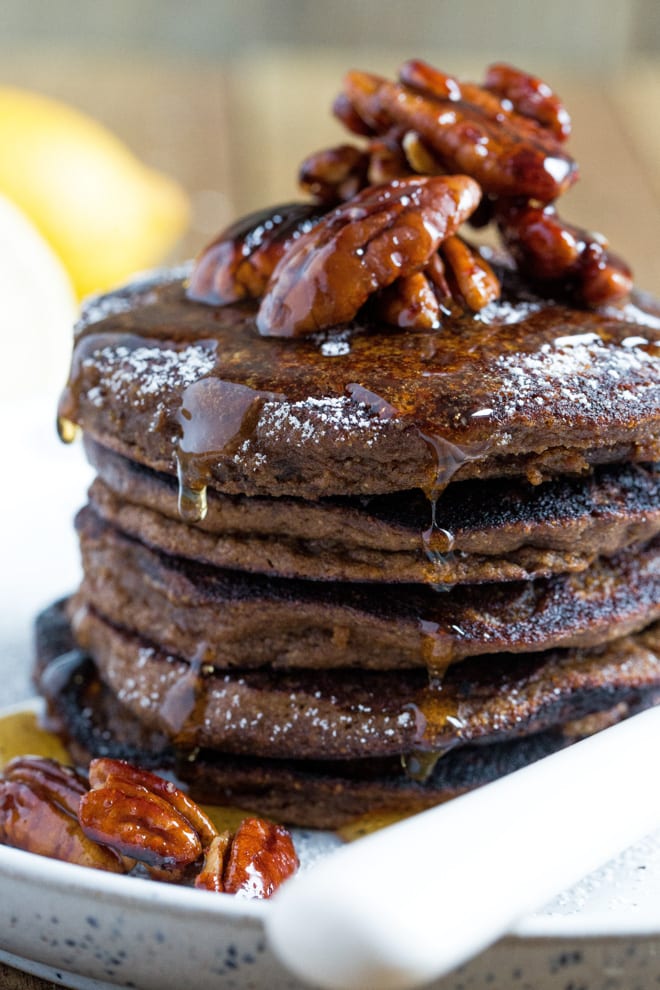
(59, 268), (660, 498)
(86, 439), (660, 585)
(69, 598), (660, 761)
(75, 506), (660, 671)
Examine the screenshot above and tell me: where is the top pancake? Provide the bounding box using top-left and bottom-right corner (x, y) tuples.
(59, 264), (660, 498)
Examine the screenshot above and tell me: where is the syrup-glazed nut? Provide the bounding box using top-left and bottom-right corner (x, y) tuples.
(332, 91), (376, 136)
(484, 63), (572, 142)
(79, 780), (203, 878)
(82, 758), (218, 878)
(186, 202), (325, 306)
(88, 758), (218, 848)
(194, 831), (232, 892)
(402, 131), (445, 176)
(257, 174), (481, 337)
(440, 236), (501, 311)
(398, 60), (462, 102)
(366, 139), (412, 186)
(222, 818), (299, 899)
(0, 758), (126, 872)
(496, 201), (633, 305)
(375, 271), (442, 329)
(425, 250), (452, 298)
(578, 243), (634, 307)
(341, 65), (577, 202)
(4, 756), (88, 818)
(300, 140), (412, 206)
(299, 144), (370, 205)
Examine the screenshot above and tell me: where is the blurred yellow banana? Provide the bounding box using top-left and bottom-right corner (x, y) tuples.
(0, 86), (189, 298)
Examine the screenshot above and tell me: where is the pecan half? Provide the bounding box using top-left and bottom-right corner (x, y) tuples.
(299, 144), (370, 205)
(88, 759), (218, 848)
(257, 174), (481, 337)
(340, 62), (577, 202)
(222, 818), (299, 899)
(0, 757), (125, 872)
(194, 831), (232, 892)
(300, 140), (412, 206)
(496, 201), (633, 305)
(80, 758), (215, 879)
(440, 235), (501, 311)
(484, 63), (571, 142)
(374, 236), (500, 328)
(374, 271), (442, 329)
(187, 202), (326, 306)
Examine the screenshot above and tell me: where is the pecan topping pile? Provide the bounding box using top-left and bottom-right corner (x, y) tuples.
(187, 59), (634, 334)
(0, 756), (298, 898)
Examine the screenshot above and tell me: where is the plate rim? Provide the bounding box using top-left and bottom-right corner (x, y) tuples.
(3, 697), (660, 944)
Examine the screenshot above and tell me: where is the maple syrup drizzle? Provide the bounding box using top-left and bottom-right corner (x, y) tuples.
(175, 377), (285, 524)
(0, 711), (71, 770)
(159, 646), (214, 740)
(56, 415), (80, 444)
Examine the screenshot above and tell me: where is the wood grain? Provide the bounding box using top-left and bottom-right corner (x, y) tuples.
(0, 963), (59, 989)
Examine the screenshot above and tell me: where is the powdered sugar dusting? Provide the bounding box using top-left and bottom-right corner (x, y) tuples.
(493, 331), (659, 420)
(82, 342), (217, 414)
(107, 645), (413, 757)
(251, 395), (390, 450)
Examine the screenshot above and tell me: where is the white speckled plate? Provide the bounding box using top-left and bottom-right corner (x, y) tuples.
(3, 699), (660, 989)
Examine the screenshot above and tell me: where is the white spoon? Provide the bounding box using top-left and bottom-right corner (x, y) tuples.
(267, 705), (660, 990)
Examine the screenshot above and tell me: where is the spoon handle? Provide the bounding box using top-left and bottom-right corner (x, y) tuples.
(267, 706), (660, 990)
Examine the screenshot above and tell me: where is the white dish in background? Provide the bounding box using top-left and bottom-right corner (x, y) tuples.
(3, 700), (660, 989)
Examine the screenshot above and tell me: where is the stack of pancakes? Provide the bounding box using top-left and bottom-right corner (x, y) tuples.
(36, 258), (660, 829)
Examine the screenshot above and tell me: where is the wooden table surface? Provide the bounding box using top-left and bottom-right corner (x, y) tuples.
(0, 47), (659, 990)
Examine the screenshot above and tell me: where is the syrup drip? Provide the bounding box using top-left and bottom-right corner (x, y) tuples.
(337, 807), (422, 842)
(400, 749), (447, 783)
(177, 477), (208, 524)
(0, 710), (71, 769)
(38, 648), (89, 699)
(160, 647), (214, 740)
(421, 498), (456, 584)
(418, 429), (489, 503)
(175, 377), (285, 524)
(57, 415), (80, 445)
(345, 382), (398, 420)
(410, 686), (467, 748)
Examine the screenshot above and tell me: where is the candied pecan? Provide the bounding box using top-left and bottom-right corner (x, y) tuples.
(4, 756), (88, 817)
(194, 831), (232, 892)
(300, 140), (411, 206)
(375, 271), (442, 329)
(425, 250), (452, 298)
(496, 201), (633, 305)
(0, 757), (125, 872)
(187, 202), (326, 306)
(80, 758), (216, 879)
(484, 63), (571, 142)
(366, 139), (412, 186)
(332, 91), (376, 136)
(88, 759), (218, 848)
(401, 131), (445, 176)
(341, 64), (577, 202)
(257, 174), (481, 337)
(440, 236), (501, 311)
(299, 144), (370, 205)
(222, 818), (299, 899)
